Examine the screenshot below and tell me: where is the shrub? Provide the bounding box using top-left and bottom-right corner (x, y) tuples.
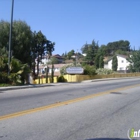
(0, 72), (21, 85)
(0, 72), (9, 83)
(96, 68), (114, 75)
(8, 73), (21, 85)
(57, 76), (67, 82)
(83, 65), (96, 75)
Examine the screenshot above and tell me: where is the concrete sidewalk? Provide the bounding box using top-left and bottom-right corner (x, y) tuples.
(0, 76), (140, 91)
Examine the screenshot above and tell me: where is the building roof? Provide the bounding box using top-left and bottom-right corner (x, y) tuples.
(106, 54), (129, 62)
(52, 54), (64, 59)
(116, 54), (128, 58)
(47, 64), (66, 68)
(36, 64), (67, 69)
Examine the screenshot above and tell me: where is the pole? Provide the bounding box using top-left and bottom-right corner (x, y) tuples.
(8, 0), (14, 75)
(75, 49), (78, 66)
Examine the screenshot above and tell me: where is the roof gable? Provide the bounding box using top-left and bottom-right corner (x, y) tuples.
(106, 54), (129, 63)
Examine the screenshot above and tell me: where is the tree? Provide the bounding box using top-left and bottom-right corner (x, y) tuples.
(115, 49), (128, 55)
(31, 31), (55, 76)
(0, 47), (8, 57)
(0, 47), (8, 71)
(99, 44), (111, 56)
(48, 57), (59, 64)
(61, 52), (67, 60)
(112, 55), (118, 71)
(12, 20), (33, 65)
(0, 20), (55, 83)
(94, 54), (100, 68)
(32, 31), (47, 76)
(99, 55), (104, 68)
(51, 63), (54, 83)
(0, 54), (30, 84)
(127, 50), (140, 72)
(106, 40), (131, 56)
(62, 53), (65, 57)
(0, 57), (8, 72)
(81, 42), (88, 54)
(83, 40), (99, 64)
(94, 47), (104, 69)
(0, 20), (33, 66)
(46, 40), (55, 59)
(0, 20), (9, 50)
(67, 50), (75, 60)
(98, 40), (131, 57)
(10, 59), (30, 84)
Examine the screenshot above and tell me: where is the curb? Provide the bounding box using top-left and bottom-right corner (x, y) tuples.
(0, 83), (68, 91)
(82, 76), (140, 83)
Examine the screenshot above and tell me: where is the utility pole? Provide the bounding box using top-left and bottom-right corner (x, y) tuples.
(75, 49), (78, 66)
(8, 0), (14, 75)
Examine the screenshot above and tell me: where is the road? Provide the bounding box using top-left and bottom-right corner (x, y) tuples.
(0, 78), (140, 140)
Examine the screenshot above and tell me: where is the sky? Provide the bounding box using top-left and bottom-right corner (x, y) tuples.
(0, 0), (140, 55)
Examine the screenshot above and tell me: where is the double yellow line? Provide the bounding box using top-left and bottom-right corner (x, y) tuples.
(0, 83), (140, 121)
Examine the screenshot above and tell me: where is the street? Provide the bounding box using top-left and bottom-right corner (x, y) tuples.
(0, 78), (140, 140)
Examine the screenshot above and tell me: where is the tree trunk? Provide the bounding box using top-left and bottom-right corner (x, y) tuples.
(51, 62), (54, 83)
(46, 66), (48, 83)
(37, 53), (39, 76)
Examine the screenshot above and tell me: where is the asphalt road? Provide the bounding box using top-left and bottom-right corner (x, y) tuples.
(0, 78), (140, 140)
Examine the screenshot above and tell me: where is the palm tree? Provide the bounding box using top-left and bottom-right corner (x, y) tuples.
(10, 58), (31, 84)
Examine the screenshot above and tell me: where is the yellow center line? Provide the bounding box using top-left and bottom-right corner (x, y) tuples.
(0, 83), (140, 121)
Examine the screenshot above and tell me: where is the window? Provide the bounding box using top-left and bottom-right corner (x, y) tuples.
(121, 60), (124, 63)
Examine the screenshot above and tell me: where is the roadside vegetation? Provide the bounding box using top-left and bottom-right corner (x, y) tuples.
(1, 19), (140, 86)
(60, 40), (140, 78)
(0, 20), (55, 86)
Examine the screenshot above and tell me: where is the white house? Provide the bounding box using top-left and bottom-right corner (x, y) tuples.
(35, 64), (67, 76)
(104, 54), (131, 72)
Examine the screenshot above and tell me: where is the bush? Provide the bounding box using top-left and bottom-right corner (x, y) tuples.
(0, 72), (21, 85)
(57, 76), (67, 82)
(96, 68), (114, 75)
(0, 55), (31, 85)
(83, 65), (96, 75)
(0, 72), (9, 83)
(8, 73), (21, 85)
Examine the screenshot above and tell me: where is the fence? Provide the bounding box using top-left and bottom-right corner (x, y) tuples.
(34, 73), (140, 84)
(34, 76), (58, 84)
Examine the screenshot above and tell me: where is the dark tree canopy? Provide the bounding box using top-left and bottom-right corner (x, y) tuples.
(67, 50), (75, 60)
(112, 55), (118, 71)
(81, 40), (99, 64)
(127, 50), (140, 72)
(0, 20), (55, 77)
(31, 31), (55, 76)
(81, 42), (89, 54)
(99, 55), (104, 68)
(0, 20), (33, 65)
(99, 40), (131, 56)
